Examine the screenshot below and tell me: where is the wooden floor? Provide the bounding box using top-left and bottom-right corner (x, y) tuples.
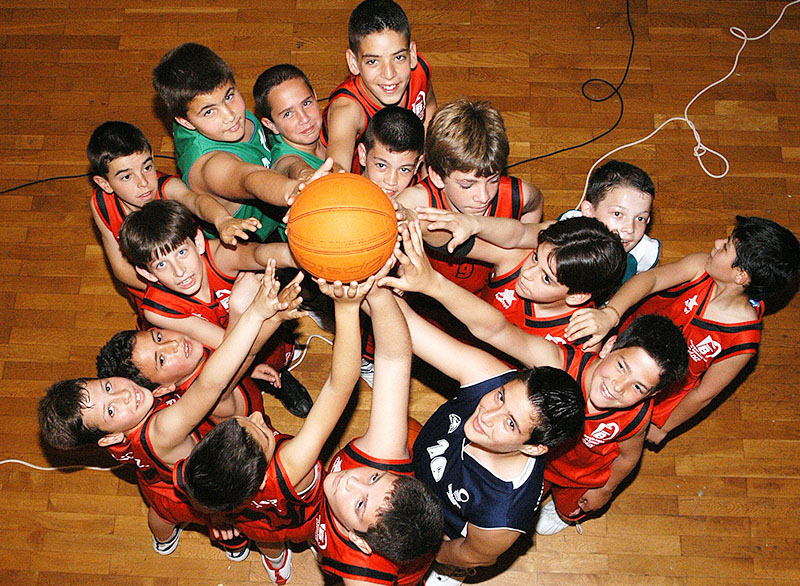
(1, 0), (799, 584)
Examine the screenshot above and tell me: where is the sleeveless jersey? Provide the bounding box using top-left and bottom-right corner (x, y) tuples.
(142, 247), (235, 328)
(624, 272), (763, 426)
(269, 134), (325, 169)
(321, 55), (432, 174)
(173, 109), (283, 242)
(544, 345), (653, 489)
(413, 371), (546, 539)
(480, 251), (594, 344)
(314, 441), (430, 586)
(422, 175), (525, 294)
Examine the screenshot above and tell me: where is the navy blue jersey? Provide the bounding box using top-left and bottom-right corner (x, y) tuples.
(413, 371), (546, 538)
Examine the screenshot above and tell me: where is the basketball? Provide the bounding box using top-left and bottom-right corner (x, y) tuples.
(286, 173), (398, 282)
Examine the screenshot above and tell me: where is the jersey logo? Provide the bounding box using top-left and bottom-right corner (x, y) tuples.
(683, 295), (699, 314)
(251, 498), (281, 512)
(448, 414), (461, 434)
(455, 263), (474, 279)
(329, 456), (342, 473)
(545, 333), (567, 345)
(314, 517), (327, 550)
(191, 312), (209, 321)
(495, 288), (516, 310)
(216, 289), (231, 310)
(411, 91), (426, 120)
(688, 335), (722, 363)
(446, 483), (470, 510)
(582, 422), (620, 448)
(427, 439), (449, 482)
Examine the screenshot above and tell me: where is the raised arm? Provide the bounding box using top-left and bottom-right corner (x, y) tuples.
(323, 98), (366, 171)
(163, 176), (261, 245)
(566, 252), (708, 348)
(352, 286), (411, 460)
(91, 204), (145, 292)
(381, 222), (563, 369)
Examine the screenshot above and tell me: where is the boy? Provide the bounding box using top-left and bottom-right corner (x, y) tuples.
(153, 43), (331, 243)
(253, 63), (334, 180)
(419, 159), (657, 284)
(359, 105), (425, 199)
(382, 222), (688, 541)
(119, 200), (311, 417)
(38, 265), (295, 554)
(322, 0), (437, 173)
(397, 99), (544, 294)
(88, 121), (258, 315)
(566, 215), (800, 446)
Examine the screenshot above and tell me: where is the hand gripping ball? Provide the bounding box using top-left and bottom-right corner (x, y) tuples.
(286, 173), (398, 282)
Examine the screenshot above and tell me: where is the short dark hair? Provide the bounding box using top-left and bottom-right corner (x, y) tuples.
(183, 419), (266, 513)
(38, 378), (105, 449)
(520, 367), (585, 448)
(253, 64), (315, 123)
(586, 160), (655, 206)
(118, 200), (198, 269)
(152, 43), (235, 118)
(96, 330), (156, 390)
(538, 216), (627, 302)
(87, 121), (152, 178)
(425, 99), (509, 180)
(731, 215), (800, 302)
(613, 314), (689, 394)
(349, 0), (411, 54)
(354, 475), (444, 563)
(362, 106), (424, 156)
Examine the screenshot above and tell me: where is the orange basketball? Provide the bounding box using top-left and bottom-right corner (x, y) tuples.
(286, 173), (398, 282)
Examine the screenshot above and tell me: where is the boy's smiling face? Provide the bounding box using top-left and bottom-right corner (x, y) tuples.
(94, 150), (159, 211)
(347, 30), (417, 107)
(587, 345), (662, 411)
(515, 243), (571, 305)
(176, 82), (247, 143)
(358, 141), (421, 199)
(581, 186), (653, 253)
(261, 77), (322, 148)
(137, 233), (207, 297)
(132, 329), (206, 386)
(81, 377), (154, 437)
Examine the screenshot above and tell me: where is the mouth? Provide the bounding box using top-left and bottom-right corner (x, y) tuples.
(138, 190), (154, 200)
(134, 388), (141, 409)
(177, 275), (195, 290)
(184, 339), (190, 358)
(227, 119), (241, 134)
(472, 415), (485, 436)
(599, 382), (614, 402)
(379, 83), (399, 94)
(381, 187), (396, 197)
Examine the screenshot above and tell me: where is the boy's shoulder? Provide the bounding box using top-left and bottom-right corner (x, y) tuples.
(90, 172), (174, 237)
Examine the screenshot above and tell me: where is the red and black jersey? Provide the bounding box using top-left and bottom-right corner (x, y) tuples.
(623, 272), (763, 426)
(142, 248), (235, 328)
(480, 251), (594, 344)
(313, 441), (432, 586)
(423, 175), (525, 294)
(544, 345), (653, 489)
(321, 55), (432, 174)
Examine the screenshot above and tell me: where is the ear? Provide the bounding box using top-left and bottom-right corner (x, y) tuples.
(346, 48), (360, 76)
(174, 116), (196, 131)
(93, 175), (114, 194)
(357, 142), (368, 168)
(413, 155), (424, 176)
(135, 266), (159, 283)
(409, 40), (418, 69)
(259, 472), (268, 492)
(598, 335), (617, 359)
(97, 432), (125, 447)
(347, 530), (373, 555)
(565, 291), (592, 307)
(579, 200), (595, 217)
(428, 167), (445, 189)
(519, 443), (548, 457)
(152, 383), (176, 398)
(734, 267), (751, 287)
(261, 117), (279, 135)
(193, 229), (206, 255)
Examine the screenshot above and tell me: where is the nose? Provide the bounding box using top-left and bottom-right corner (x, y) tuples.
(171, 259), (186, 278)
(220, 104), (235, 123)
(385, 168), (398, 187)
(297, 107), (309, 123)
(136, 173), (148, 188)
(382, 60), (396, 80)
(161, 337), (180, 353)
(475, 182), (491, 204)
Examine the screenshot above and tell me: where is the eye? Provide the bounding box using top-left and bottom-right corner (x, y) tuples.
(370, 473), (379, 483)
(107, 405), (115, 417)
(155, 332), (162, 342)
(613, 211), (622, 217)
(225, 92), (235, 102)
(458, 183), (472, 189)
(618, 360), (624, 372)
(282, 111), (292, 119)
(203, 109), (214, 118)
(634, 384), (645, 394)
(533, 251), (538, 262)
(144, 163), (154, 172)
(158, 354), (165, 367)
(365, 58), (377, 66)
(178, 248), (188, 257)
(395, 54), (406, 62)
(506, 418), (516, 431)
(303, 99), (312, 107)
(497, 389), (505, 403)
(356, 499), (364, 512)
(636, 216), (647, 223)
(155, 260), (166, 270)
(399, 167), (412, 174)
(105, 381), (113, 393)
(543, 273), (551, 285)
(374, 162), (386, 169)
(120, 174), (131, 182)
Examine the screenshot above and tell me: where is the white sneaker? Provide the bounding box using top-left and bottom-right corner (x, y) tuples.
(262, 549), (292, 585)
(360, 357), (375, 388)
(152, 526), (182, 555)
(425, 564), (473, 585)
(535, 500), (570, 535)
(225, 544), (250, 562)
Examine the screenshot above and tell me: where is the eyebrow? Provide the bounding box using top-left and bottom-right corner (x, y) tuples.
(362, 48), (408, 59)
(197, 87), (233, 114)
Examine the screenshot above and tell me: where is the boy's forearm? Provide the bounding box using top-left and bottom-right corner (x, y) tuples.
(328, 302), (362, 391)
(199, 306), (265, 390)
(243, 168), (295, 206)
(254, 243), (296, 269)
(365, 288), (412, 363)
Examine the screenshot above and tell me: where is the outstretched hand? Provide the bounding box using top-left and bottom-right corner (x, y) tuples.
(273, 271), (307, 322)
(217, 216), (262, 245)
(415, 206), (480, 252)
(286, 157), (335, 206)
(565, 306), (619, 350)
(378, 220), (437, 295)
(248, 260), (288, 320)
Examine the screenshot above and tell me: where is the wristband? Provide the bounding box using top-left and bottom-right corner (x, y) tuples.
(424, 234), (476, 258)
